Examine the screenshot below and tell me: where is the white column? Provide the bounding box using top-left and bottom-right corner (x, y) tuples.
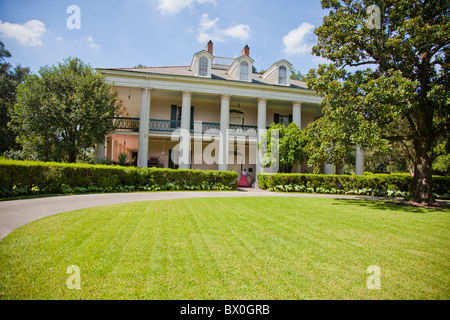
(291, 101), (302, 173)
(292, 102), (302, 129)
(137, 88), (152, 168)
(95, 142), (105, 163)
(106, 137), (112, 160)
(113, 140), (118, 162)
(355, 145), (365, 175)
(323, 163), (333, 175)
(255, 98), (267, 182)
(179, 91), (192, 169)
(219, 94), (230, 171)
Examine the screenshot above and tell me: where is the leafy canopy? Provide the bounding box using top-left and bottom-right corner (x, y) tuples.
(9, 57), (118, 163)
(305, 0), (449, 203)
(0, 41), (30, 154)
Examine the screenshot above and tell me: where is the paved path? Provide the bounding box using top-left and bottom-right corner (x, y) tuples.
(0, 189), (402, 241)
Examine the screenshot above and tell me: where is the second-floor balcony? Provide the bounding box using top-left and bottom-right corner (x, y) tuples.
(111, 117), (258, 137)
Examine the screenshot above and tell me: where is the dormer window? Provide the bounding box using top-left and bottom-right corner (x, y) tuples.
(225, 45), (254, 82)
(199, 56), (208, 77)
(190, 42), (214, 78)
(278, 66), (287, 85)
(261, 59), (292, 86)
(240, 61), (249, 81)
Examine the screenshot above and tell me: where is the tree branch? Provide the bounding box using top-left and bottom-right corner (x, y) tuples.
(382, 134), (422, 142)
(344, 60), (378, 68)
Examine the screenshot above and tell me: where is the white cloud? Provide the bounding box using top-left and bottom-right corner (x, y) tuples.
(88, 35), (100, 48)
(196, 14), (251, 43)
(0, 19), (46, 47)
(223, 24), (251, 42)
(199, 13), (219, 30)
(157, 0), (216, 15)
(283, 22), (315, 55)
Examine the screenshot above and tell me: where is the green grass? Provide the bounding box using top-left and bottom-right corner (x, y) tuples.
(0, 197), (448, 300)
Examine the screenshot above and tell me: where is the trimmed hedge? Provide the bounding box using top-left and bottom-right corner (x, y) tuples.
(0, 159), (238, 198)
(257, 173), (450, 199)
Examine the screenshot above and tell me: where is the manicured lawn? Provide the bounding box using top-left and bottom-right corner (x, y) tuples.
(0, 197), (448, 300)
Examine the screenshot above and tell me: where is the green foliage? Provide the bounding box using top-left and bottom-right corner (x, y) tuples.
(116, 152), (132, 167)
(432, 143), (450, 176)
(290, 67), (307, 81)
(8, 57), (118, 163)
(258, 122), (306, 173)
(306, 0), (450, 203)
(0, 41), (30, 154)
(0, 159), (238, 198)
(433, 153), (450, 176)
(257, 173), (450, 199)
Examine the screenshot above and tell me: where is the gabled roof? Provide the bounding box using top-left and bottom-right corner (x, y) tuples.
(226, 54), (255, 76)
(190, 49), (214, 71)
(261, 59), (293, 79)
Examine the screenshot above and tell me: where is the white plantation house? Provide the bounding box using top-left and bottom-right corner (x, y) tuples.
(96, 41), (365, 184)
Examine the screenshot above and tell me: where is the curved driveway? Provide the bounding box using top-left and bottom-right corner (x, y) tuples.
(0, 189), (398, 241)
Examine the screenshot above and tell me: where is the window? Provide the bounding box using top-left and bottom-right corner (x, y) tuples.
(199, 56), (208, 77)
(279, 65), (287, 85)
(279, 114), (289, 126)
(230, 109), (245, 125)
(170, 105), (194, 129)
(240, 61), (249, 81)
(274, 113), (291, 126)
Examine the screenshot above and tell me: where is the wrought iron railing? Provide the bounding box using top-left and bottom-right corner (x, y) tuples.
(111, 117), (257, 137)
(229, 124), (257, 137)
(149, 119), (181, 132)
(111, 117), (140, 131)
(193, 121), (220, 134)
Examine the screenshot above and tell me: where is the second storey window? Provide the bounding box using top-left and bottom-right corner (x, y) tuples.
(279, 65), (287, 85)
(240, 61), (249, 81)
(199, 56), (208, 77)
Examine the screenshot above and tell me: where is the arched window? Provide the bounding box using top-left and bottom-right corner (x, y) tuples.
(240, 61), (249, 81)
(279, 65), (287, 85)
(199, 56), (208, 76)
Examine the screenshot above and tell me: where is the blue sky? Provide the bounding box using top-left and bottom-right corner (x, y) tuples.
(0, 0), (329, 75)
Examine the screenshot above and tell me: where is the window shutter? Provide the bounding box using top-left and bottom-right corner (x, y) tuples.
(169, 149), (179, 169)
(274, 113), (280, 124)
(190, 106), (194, 130)
(289, 114), (293, 124)
(171, 105), (177, 128)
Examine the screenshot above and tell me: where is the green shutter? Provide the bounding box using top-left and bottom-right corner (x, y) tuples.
(274, 113), (280, 124)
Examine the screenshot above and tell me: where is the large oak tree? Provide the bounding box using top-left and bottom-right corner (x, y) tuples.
(306, 0), (449, 204)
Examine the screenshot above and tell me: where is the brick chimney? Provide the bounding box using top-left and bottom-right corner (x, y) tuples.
(241, 45), (249, 57)
(206, 40), (213, 55)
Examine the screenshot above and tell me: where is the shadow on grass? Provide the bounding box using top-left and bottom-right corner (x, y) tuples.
(331, 198), (449, 213)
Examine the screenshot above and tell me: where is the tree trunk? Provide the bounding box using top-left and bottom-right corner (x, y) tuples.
(411, 138), (434, 204)
(68, 150), (77, 163)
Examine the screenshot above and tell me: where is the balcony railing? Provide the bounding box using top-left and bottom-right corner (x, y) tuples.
(111, 117), (258, 137)
(111, 117), (140, 131)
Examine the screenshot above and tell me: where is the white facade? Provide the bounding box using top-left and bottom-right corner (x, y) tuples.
(97, 42), (364, 183)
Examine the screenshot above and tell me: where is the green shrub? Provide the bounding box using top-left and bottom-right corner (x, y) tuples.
(0, 159), (238, 198)
(257, 173), (450, 198)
